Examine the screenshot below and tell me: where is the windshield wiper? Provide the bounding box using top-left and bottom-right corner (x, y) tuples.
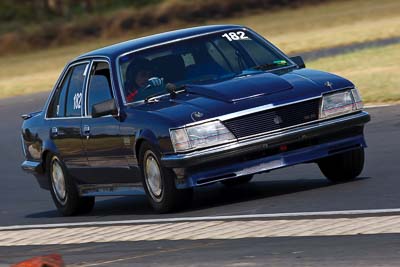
(144, 92), (168, 103)
(166, 83), (188, 98)
(145, 84), (187, 102)
(252, 60), (289, 71)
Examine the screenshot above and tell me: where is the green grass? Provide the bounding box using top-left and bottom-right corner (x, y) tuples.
(308, 43), (400, 104)
(0, 0), (399, 102)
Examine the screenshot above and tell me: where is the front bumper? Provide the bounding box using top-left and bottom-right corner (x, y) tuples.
(161, 111), (370, 188)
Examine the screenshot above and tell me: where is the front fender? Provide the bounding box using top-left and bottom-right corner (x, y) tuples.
(134, 128), (160, 158)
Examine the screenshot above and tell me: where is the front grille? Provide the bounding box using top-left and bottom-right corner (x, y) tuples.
(223, 99), (320, 139)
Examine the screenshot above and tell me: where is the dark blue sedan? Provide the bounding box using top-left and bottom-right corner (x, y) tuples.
(21, 25), (370, 215)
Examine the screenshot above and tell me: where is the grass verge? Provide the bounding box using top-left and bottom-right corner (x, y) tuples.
(209, 0), (400, 54)
(308, 43), (400, 104)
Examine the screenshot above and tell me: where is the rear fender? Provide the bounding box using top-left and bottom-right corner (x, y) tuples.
(42, 139), (60, 158)
(41, 139), (60, 171)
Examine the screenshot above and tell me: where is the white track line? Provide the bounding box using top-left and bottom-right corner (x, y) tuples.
(364, 104), (397, 108)
(1, 208), (400, 231)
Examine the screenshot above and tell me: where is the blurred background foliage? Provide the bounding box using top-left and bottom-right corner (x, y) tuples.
(0, 0), (161, 33)
(0, 0), (399, 103)
(0, 0), (160, 23)
(0, 0), (325, 54)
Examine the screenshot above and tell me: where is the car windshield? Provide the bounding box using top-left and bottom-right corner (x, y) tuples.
(119, 29), (292, 103)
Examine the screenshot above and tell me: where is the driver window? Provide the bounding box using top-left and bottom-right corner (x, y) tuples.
(87, 62), (113, 116)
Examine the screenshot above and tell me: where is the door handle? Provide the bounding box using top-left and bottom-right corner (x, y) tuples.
(51, 127), (58, 137)
(51, 127), (65, 137)
(83, 125), (90, 136)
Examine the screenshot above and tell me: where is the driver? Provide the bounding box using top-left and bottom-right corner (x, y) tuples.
(125, 57), (163, 102)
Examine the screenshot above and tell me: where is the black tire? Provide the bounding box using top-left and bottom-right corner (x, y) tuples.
(139, 142), (193, 213)
(221, 175), (253, 186)
(318, 148), (365, 183)
(47, 154), (95, 216)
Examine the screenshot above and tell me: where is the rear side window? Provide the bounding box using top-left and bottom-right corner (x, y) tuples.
(65, 64), (88, 117)
(87, 62), (113, 116)
(47, 69), (72, 118)
(47, 63), (88, 118)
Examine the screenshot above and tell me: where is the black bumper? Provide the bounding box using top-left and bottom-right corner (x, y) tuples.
(161, 111), (371, 168)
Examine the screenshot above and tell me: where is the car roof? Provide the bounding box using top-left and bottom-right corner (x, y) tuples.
(75, 24), (245, 61)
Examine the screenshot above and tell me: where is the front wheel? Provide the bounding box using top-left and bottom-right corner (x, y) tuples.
(318, 148), (365, 183)
(47, 155), (95, 216)
(139, 143), (193, 213)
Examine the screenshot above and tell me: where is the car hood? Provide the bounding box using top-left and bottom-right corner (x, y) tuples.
(132, 68), (354, 127)
(185, 72), (293, 103)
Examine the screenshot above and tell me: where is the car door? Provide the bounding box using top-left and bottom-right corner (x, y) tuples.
(46, 62), (89, 180)
(81, 60), (137, 184)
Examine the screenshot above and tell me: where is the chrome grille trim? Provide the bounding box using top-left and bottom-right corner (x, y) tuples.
(223, 99), (321, 139)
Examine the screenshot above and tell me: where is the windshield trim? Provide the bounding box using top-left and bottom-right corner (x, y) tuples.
(116, 27), (294, 106)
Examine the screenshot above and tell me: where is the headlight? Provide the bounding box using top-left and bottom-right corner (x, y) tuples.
(170, 121), (236, 152)
(320, 88), (363, 119)
(351, 88), (364, 110)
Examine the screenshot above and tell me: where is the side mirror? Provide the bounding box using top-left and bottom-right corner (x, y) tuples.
(290, 56), (306, 69)
(92, 99), (118, 118)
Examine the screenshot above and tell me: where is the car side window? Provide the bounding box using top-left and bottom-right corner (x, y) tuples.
(65, 64), (88, 117)
(87, 62), (113, 116)
(47, 69), (73, 118)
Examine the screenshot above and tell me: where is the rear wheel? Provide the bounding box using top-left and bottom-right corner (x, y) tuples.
(47, 155), (95, 216)
(318, 148), (365, 183)
(139, 143), (193, 213)
(221, 175), (253, 186)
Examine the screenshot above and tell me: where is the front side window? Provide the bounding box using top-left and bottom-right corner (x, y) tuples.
(87, 62), (113, 116)
(119, 29), (291, 103)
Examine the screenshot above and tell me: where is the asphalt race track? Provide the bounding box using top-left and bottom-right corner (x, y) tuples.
(0, 93), (399, 266)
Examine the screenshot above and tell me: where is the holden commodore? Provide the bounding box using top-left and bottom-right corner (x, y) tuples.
(21, 25), (370, 215)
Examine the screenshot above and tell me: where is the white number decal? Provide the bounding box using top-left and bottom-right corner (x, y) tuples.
(237, 31), (248, 40)
(73, 92), (82, 110)
(229, 32), (240, 40)
(222, 31), (249, 41)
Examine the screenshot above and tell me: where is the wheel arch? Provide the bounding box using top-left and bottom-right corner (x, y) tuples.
(41, 140), (60, 174)
(134, 129), (160, 164)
